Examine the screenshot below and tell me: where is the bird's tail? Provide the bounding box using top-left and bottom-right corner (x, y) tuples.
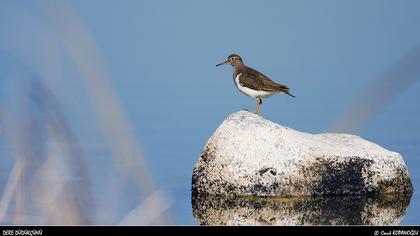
(280, 85), (295, 98)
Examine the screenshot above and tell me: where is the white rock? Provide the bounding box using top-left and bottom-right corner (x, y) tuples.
(192, 111), (413, 197)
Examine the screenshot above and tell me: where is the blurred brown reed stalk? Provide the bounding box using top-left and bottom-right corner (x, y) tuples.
(0, 1), (170, 225)
(328, 43), (420, 134)
(0, 81), (94, 224)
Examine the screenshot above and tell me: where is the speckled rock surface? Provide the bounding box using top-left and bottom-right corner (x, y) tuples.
(192, 111), (413, 197)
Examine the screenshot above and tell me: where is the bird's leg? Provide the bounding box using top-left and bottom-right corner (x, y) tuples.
(254, 98), (262, 115)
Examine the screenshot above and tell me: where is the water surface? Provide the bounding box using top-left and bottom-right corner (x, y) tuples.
(0, 0), (419, 225)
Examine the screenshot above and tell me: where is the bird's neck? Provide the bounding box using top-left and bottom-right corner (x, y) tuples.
(233, 63), (246, 78)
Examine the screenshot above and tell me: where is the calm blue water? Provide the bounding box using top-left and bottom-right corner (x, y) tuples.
(0, 0), (419, 225)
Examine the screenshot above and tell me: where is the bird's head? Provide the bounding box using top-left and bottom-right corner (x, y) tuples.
(216, 54), (243, 67)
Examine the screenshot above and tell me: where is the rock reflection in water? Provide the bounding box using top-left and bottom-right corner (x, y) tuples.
(192, 193), (411, 225)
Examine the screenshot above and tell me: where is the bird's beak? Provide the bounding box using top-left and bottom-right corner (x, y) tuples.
(216, 60), (228, 67)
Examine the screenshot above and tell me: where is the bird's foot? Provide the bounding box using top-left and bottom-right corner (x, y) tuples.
(251, 110), (260, 115)
(242, 109), (260, 115)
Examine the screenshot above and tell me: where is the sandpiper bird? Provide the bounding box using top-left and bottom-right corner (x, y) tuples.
(216, 54), (295, 115)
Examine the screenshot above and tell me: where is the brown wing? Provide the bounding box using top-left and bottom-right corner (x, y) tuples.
(239, 67), (295, 97)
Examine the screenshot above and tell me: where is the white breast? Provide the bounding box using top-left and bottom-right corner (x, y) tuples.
(234, 73), (275, 98)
